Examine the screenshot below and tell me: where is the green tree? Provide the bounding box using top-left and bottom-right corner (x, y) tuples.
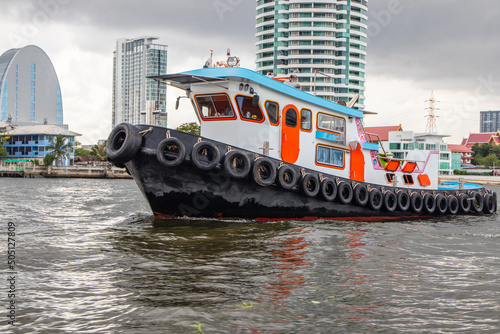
(479, 153), (500, 168)
(0, 136), (8, 158)
(46, 134), (73, 166)
(74, 141), (89, 159)
(43, 153), (55, 166)
(478, 143), (492, 158)
(89, 141), (107, 161)
(176, 122), (200, 135)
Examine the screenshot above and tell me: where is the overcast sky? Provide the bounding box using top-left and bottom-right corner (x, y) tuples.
(1, 0), (499, 144)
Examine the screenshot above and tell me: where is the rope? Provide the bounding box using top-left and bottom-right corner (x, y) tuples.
(139, 127), (153, 136)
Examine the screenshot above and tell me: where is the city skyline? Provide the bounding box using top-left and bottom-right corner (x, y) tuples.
(0, 0), (499, 144)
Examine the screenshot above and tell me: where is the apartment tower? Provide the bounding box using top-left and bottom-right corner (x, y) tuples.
(112, 36), (168, 127)
(255, 0), (368, 109)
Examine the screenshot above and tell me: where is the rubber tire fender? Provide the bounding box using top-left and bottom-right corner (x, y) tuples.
(106, 123), (142, 164)
(320, 178), (337, 202)
(423, 193), (436, 214)
(458, 193), (471, 213)
(410, 192), (423, 214)
(337, 181), (353, 205)
(300, 173), (320, 198)
(435, 194), (448, 215)
(482, 193), (495, 214)
(277, 165), (299, 190)
(470, 191), (484, 213)
(224, 150), (252, 179)
(396, 191), (411, 212)
(447, 195), (459, 215)
(383, 190), (397, 212)
(368, 188), (383, 211)
(353, 184), (369, 207)
(156, 137), (186, 168)
(253, 157), (277, 187)
(191, 141), (221, 171)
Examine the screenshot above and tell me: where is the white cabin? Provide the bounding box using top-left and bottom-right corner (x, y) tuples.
(160, 67), (440, 190)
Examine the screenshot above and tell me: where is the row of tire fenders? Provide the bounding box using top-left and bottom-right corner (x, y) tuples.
(107, 124), (497, 216)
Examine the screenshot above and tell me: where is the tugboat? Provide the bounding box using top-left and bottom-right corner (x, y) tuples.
(107, 58), (496, 220)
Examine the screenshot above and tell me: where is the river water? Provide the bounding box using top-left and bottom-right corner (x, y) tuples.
(1, 178), (499, 333)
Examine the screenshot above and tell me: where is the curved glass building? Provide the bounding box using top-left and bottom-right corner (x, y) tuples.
(0, 45), (63, 125)
(256, 0), (368, 109)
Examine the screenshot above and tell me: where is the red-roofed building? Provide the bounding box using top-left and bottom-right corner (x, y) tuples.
(364, 124), (403, 141)
(448, 144), (473, 165)
(462, 131), (500, 148)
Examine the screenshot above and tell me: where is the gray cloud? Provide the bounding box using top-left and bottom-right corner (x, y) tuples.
(367, 0), (500, 90)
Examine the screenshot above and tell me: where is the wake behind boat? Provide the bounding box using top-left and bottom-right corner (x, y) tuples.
(107, 66), (496, 220)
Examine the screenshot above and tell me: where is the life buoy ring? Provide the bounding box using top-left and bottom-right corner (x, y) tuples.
(458, 193), (471, 213)
(156, 137), (186, 167)
(353, 184), (369, 206)
(253, 157), (277, 186)
(383, 190), (397, 212)
(435, 194), (448, 215)
(470, 191), (484, 213)
(106, 123), (142, 164)
(301, 173), (320, 197)
(483, 193), (495, 214)
(277, 165), (298, 190)
(320, 178), (337, 201)
(410, 193), (423, 214)
(447, 195), (459, 215)
(422, 193), (436, 214)
(191, 141), (221, 171)
(224, 150), (251, 179)
(337, 181), (353, 205)
(396, 191), (410, 212)
(368, 188), (383, 211)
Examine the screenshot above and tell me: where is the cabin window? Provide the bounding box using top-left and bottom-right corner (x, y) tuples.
(316, 145), (344, 167)
(301, 109), (312, 131)
(195, 94), (235, 119)
(235, 95), (264, 121)
(265, 101), (279, 125)
(317, 113), (345, 144)
(285, 108), (297, 127)
(317, 113), (345, 133)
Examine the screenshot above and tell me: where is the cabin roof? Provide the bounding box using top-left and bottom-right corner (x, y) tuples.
(150, 67), (364, 119)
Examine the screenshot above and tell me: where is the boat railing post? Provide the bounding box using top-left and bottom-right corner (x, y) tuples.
(393, 174), (398, 188)
(259, 141), (273, 156)
(459, 177), (464, 190)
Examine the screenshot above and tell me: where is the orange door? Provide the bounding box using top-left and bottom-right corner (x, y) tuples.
(350, 143), (365, 182)
(281, 105), (300, 164)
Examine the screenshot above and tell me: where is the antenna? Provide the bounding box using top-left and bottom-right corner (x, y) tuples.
(425, 91), (440, 133)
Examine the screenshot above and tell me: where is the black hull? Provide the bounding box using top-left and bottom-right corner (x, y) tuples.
(111, 125), (495, 221)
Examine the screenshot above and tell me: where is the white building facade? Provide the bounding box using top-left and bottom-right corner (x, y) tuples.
(255, 0), (368, 109)
(388, 131), (453, 176)
(112, 36), (168, 127)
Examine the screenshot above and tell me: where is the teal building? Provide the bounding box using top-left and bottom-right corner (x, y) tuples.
(255, 0), (368, 108)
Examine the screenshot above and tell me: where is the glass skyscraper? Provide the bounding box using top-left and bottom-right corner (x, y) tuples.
(0, 45), (63, 125)
(256, 0), (368, 109)
(112, 36), (168, 127)
(480, 110), (500, 133)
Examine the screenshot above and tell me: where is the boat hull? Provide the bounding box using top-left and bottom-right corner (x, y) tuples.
(112, 124), (495, 221)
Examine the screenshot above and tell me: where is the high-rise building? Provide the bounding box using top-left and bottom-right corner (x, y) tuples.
(112, 36), (168, 127)
(0, 45), (63, 125)
(480, 110), (500, 133)
(255, 0), (368, 109)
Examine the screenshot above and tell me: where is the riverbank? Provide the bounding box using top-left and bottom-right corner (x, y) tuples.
(440, 175), (500, 185)
(0, 165), (132, 179)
